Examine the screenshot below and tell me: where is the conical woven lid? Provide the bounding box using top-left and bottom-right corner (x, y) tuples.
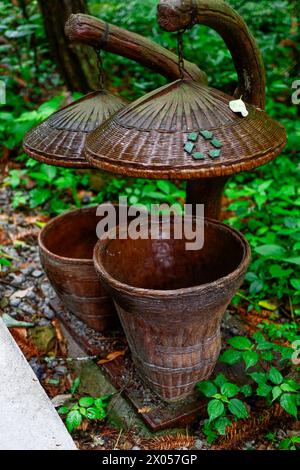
(23, 91), (127, 168)
(85, 80), (286, 179)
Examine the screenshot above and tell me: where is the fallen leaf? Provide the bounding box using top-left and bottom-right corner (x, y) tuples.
(0, 227), (10, 245)
(51, 318), (67, 356)
(138, 406), (152, 414)
(77, 419), (89, 431)
(51, 394), (73, 408)
(28, 325), (56, 354)
(229, 98), (249, 117)
(98, 349), (127, 365)
(10, 287), (33, 301)
(258, 300), (278, 311)
(10, 327), (39, 358)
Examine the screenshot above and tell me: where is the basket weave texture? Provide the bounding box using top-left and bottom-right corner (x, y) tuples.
(85, 79), (286, 179)
(23, 91), (127, 168)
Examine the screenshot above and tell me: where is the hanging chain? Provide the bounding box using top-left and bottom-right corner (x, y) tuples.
(177, 30), (185, 80)
(95, 23), (110, 91)
(96, 49), (105, 90)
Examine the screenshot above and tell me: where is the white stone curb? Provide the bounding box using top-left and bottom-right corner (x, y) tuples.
(0, 318), (77, 450)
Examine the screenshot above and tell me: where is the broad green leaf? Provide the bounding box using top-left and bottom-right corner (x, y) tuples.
(212, 393), (229, 403)
(250, 280), (264, 294)
(240, 384), (252, 397)
(242, 350), (259, 370)
(196, 380), (217, 398)
(214, 417), (232, 436)
(219, 349), (241, 365)
(283, 257), (300, 266)
(79, 397), (95, 408)
(97, 408), (106, 420)
(228, 399), (249, 419)
(86, 407), (106, 420)
(213, 374), (227, 387)
(280, 394), (298, 418)
(203, 422), (218, 444)
(0, 258), (11, 266)
(272, 386), (282, 401)
(41, 164), (57, 182)
(156, 180), (171, 195)
(255, 244), (286, 258)
(252, 332), (267, 344)
(261, 351), (274, 361)
(207, 399), (225, 422)
(255, 340), (273, 351)
(291, 279), (300, 291)
(58, 406), (69, 415)
(66, 410), (82, 433)
(281, 381), (299, 392)
(221, 382), (239, 398)
(29, 188), (51, 208)
(94, 398), (104, 409)
(100, 394), (113, 403)
(86, 407), (98, 420)
(269, 265), (289, 278)
(268, 367), (283, 385)
(256, 383), (272, 397)
(70, 377), (80, 394)
(278, 439), (291, 450)
(228, 336), (252, 350)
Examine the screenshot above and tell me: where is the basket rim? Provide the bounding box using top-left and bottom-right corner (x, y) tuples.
(93, 217), (251, 298)
(85, 138), (286, 179)
(39, 205), (103, 265)
(23, 142), (90, 168)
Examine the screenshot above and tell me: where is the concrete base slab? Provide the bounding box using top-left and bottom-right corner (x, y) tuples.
(0, 318), (76, 450)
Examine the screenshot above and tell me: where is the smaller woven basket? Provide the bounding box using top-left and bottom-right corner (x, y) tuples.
(23, 91), (127, 168)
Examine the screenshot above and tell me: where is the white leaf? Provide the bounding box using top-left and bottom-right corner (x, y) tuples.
(229, 98), (249, 117)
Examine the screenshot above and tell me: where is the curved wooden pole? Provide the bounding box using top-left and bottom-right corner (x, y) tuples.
(65, 13), (207, 84)
(158, 0), (266, 219)
(157, 0), (265, 108)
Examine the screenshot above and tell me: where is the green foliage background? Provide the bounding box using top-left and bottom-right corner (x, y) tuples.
(0, 0), (300, 315)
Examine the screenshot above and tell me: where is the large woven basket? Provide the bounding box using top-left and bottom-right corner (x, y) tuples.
(85, 79), (286, 179)
(93, 217), (251, 402)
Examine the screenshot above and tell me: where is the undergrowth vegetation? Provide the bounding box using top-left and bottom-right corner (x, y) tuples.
(0, 0), (299, 449)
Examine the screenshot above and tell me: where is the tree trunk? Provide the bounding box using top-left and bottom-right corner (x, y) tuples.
(38, 0), (98, 93)
(186, 177), (228, 220)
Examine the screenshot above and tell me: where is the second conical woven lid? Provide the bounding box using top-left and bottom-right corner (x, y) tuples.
(23, 91), (127, 168)
(85, 79), (286, 179)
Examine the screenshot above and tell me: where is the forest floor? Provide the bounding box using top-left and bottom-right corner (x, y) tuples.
(0, 176), (299, 451)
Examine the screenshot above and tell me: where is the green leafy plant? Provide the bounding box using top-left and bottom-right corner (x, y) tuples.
(197, 327), (300, 443)
(259, 321), (300, 343)
(266, 432), (300, 450)
(58, 394), (112, 433)
(249, 368), (299, 418)
(219, 333), (300, 419)
(0, 247), (12, 269)
(278, 436), (300, 450)
(70, 377), (81, 395)
(196, 373), (250, 443)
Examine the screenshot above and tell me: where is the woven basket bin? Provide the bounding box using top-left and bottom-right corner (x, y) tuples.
(93, 218), (251, 402)
(39, 205), (132, 332)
